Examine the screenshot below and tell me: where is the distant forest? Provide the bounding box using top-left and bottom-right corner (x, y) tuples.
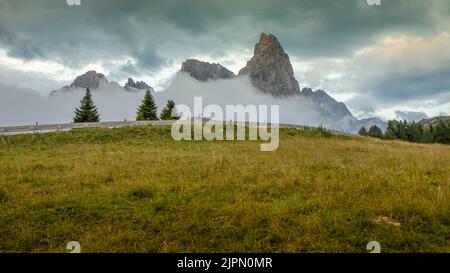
(359, 120), (450, 144)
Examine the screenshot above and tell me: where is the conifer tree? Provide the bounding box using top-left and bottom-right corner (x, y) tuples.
(358, 127), (368, 136)
(368, 125), (383, 139)
(433, 121), (450, 144)
(421, 128), (433, 143)
(384, 128), (396, 140)
(73, 88), (100, 123)
(160, 100), (180, 120)
(136, 89), (158, 121)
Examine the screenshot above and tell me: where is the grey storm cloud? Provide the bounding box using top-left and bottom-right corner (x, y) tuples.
(373, 68), (450, 101)
(0, 25), (43, 59)
(0, 0), (449, 70)
(0, 0), (449, 120)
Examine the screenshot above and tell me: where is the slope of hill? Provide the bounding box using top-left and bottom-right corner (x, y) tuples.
(419, 116), (450, 127)
(0, 125), (449, 253)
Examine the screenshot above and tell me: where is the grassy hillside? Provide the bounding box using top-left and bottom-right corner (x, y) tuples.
(0, 126), (449, 253)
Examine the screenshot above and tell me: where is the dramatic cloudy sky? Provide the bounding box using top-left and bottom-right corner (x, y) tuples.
(0, 0), (449, 121)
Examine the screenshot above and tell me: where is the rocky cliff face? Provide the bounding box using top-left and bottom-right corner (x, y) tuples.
(70, 70), (108, 89)
(419, 116), (450, 127)
(299, 88), (388, 133)
(238, 33), (300, 97)
(124, 78), (153, 91)
(300, 88), (353, 118)
(177, 33), (386, 133)
(180, 59), (235, 81)
(50, 71), (154, 96)
(46, 33), (388, 134)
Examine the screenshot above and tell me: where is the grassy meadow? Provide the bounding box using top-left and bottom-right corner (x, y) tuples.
(0, 125), (449, 253)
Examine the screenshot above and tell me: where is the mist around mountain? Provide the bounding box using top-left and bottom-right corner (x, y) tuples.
(2, 33), (389, 133)
(49, 71), (154, 96)
(173, 33), (387, 132)
(124, 78), (154, 92)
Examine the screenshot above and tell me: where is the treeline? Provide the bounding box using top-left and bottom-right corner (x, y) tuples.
(73, 88), (179, 123)
(359, 120), (450, 144)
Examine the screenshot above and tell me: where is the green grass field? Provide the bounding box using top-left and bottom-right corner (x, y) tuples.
(0, 125), (449, 253)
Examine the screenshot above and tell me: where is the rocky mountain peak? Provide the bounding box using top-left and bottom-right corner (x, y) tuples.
(300, 87), (353, 119)
(419, 116), (450, 127)
(70, 70), (108, 89)
(124, 77), (153, 91)
(238, 33), (300, 96)
(180, 59), (235, 82)
(50, 71), (153, 96)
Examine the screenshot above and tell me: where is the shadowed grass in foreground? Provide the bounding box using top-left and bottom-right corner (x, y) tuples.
(0, 126), (449, 253)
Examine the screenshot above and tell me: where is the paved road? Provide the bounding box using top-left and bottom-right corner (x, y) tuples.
(0, 121), (176, 136)
(0, 120), (354, 136)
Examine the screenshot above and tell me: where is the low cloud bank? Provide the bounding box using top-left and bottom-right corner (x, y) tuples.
(0, 84), (143, 126)
(1, 74), (344, 130)
(157, 74), (323, 126)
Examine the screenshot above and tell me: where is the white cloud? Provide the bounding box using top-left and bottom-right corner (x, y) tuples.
(295, 32), (450, 120)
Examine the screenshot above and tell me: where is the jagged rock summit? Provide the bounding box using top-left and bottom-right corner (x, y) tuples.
(70, 70), (108, 89)
(180, 34), (300, 97)
(50, 71), (154, 96)
(46, 34), (387, 134)
(239, 33), (301, 97)
(300, 88), (353, 118)
(180, 59), (235, 82)
(124, 78), (154, 91)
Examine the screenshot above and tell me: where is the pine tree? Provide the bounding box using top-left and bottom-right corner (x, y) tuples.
(136, 89), (158, 121)
(384, 128), (396, 140)
(368, 125), (383, 139)
(358, 127), (368, 136)
(398, 120), (408, 140)
(73, 88), (100, 123)
(160, 100), (180, 120)
(421, 128), (433, 143)
(387, 120), (399, 139)
(433, 121), (450, 144)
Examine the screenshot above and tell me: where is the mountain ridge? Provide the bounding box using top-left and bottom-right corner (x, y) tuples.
(180, 59), (235, 81)
(50, 71), (154, 96)
(239, 33), (301, 97)
(48, 33), (387, 133)
(124, 77), (154, 91)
